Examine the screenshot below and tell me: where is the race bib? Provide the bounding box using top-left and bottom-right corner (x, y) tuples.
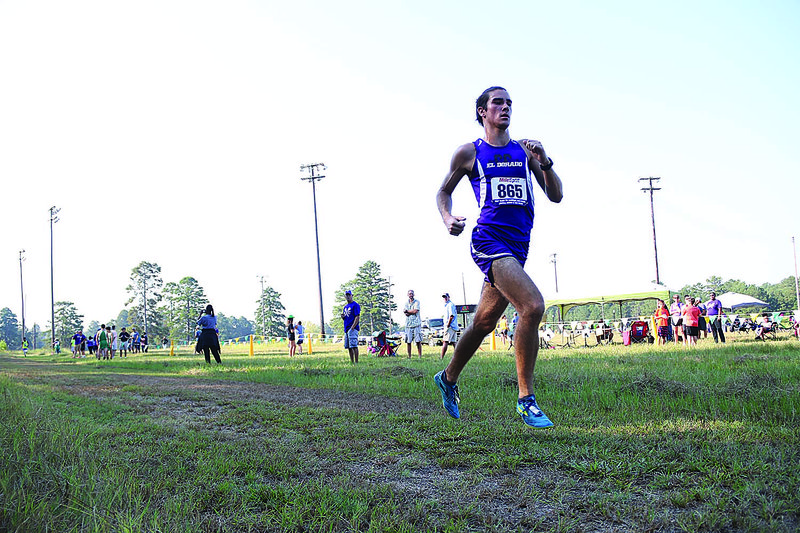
(490, 177), (528, 205)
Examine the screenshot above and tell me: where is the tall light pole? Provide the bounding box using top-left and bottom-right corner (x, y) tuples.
(550, 253), (559, 293)
(49, 206), (60, 351)
(19, 250), (26, 348)
(639, 177), (661, 284)
(300, 163), (327, 339)
(258, 275), (267, 336)
(793, 237), (800, 314)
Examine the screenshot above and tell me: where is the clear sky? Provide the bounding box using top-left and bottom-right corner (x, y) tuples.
(2, 0), (799, 332)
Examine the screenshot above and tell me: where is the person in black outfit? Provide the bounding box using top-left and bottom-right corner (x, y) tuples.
(196, 304), (222, 364)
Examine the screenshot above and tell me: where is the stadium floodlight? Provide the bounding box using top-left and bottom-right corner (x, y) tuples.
(300, 163), (327, 340)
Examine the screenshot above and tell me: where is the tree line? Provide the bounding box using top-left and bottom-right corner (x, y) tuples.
(1, 259), (399, 351)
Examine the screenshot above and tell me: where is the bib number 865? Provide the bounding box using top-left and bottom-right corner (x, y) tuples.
(496, 183), (524, 199)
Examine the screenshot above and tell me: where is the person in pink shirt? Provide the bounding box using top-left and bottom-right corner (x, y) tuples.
(669, 294), (684, 344)
(681, 296), (701, 346)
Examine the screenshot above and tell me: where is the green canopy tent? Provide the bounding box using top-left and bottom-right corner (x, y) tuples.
(544, 288), (672, 323)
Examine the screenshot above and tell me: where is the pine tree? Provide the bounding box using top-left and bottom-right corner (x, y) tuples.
(125, 261), (164, 338)
(54, 301), (84, 349)
(331, 261), (396, 335)
(254, 286), (286, 337)
(0, 308), (21, 350)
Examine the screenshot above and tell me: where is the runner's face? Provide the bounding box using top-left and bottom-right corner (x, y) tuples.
(408, 291), (414, 301)
(481, 89), (512, 129)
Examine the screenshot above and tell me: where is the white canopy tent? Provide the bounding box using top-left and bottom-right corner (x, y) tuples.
(716, 292), (768, 310)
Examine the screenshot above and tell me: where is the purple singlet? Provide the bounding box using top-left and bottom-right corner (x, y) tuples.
(469, 139), (534, 241)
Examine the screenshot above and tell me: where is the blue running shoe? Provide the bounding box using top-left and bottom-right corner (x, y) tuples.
(434, 370), (460, 419)
(517, 394), (554, 428)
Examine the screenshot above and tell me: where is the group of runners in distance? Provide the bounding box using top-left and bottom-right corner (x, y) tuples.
(70, 325), (146, 359)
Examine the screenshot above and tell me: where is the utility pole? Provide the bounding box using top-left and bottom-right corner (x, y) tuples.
(550, 253), (559, 293)
(793, 237), (800, 314)
(300, 162), (327, 339)
(49, 206), (60, 351)
(639, 177), (661, 284)
(19, 250), (26, 348)
(258, 275), (267, 336)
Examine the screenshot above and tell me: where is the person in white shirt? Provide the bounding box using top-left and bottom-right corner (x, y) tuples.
(440, 293), (459, 360)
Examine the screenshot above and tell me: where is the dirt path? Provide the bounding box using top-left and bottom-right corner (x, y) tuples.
(0, 356), (598, 531)
(0, 355), (435, 414)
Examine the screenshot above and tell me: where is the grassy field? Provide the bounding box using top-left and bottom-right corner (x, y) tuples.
(1, 335), (799, 532)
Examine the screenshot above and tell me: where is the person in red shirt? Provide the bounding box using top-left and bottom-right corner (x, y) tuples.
(681, 296), (701, 346)
(654, 299), (670, 346)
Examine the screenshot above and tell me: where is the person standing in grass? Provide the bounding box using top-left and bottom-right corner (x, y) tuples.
(705, 292), (726, 343)
(509, 311), (519, 348)
(295, 320), (305, 355)
(287, 315), (297, 357)
(654, 299), (670, 346)
(404, 289), (423, 358)
(434, 86), (564, 428)
(22, 337), (28, 356)
(341, 290), (361, 364)
(110, 325), (118, 359)
(440, 293), (459, 360)
(498, 314), (509, 346)
(96, 324), (107, 360)
(118, 327), (130, 357)
(131, 328), (140, 353)
(696, 297), (708, 339)
(72, 330), (86, 358)
(669, 295), (684, 344)
(681, 296), (700, 346)
(196, 304), (222, 364)
(104, 326), (113, 358)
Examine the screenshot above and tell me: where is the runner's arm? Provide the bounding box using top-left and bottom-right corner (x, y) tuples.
(436, 143), (476, 236)
(520, 139), (563, 203)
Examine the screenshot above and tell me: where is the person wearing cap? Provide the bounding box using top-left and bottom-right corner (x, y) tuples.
(434, 86), (563, 428)
(705, 292), (725, 343)
(404, 289), (422, 358)
(341, 290), (361, 363)
(441, 293), (459, 360)
(287, 315), (296, 357)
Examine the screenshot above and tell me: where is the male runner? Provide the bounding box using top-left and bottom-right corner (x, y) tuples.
(434, 86), (563, 428)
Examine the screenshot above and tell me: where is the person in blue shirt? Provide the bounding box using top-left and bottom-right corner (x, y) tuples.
(295, 320), (306, 355)
(196, 304), (222, 363)
(434, 86), (564, 429)
(73, 330), (87, 358)
(341, 290), (361, 364)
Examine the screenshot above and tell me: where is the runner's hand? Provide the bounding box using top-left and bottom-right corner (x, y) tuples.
(443, 214), (466, 236)
(521, 139), (548, 166)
